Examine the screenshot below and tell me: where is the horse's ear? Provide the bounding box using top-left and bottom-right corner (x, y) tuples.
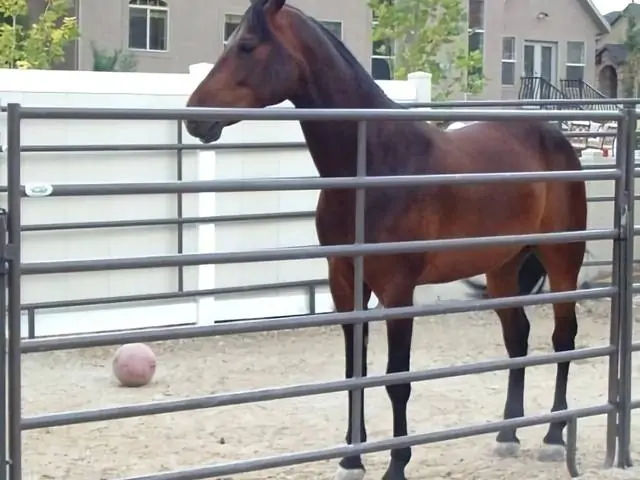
(263, 0), (286, 14)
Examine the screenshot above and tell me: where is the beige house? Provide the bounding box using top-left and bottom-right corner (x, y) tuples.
(487, 0), (609, 100)
(37, 0), (610, 101)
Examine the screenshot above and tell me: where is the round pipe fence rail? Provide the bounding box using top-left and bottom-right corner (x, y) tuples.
(0, 123), (627, 339)
(0, 101), (637, 480)
(0, 97), (626, 339)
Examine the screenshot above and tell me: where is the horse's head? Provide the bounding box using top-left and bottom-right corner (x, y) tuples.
(185, 0), (304, 143)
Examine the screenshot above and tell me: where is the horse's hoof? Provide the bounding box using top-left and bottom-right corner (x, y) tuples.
(335, 465), (366, 480)
(538, 444), (566, 462)
(494, 442), (521, 458)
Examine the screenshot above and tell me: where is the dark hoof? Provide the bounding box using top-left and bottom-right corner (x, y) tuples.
(381, 459), (407, 480)
(335, 466), (365, 480)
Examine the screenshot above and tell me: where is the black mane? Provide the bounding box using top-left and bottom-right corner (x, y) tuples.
(248, 3), (403, 110)
(306, 15), (402, 108)
(245, 1), (273, 40)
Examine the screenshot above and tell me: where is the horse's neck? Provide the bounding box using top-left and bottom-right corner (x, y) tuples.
(289, 57), (397, 178)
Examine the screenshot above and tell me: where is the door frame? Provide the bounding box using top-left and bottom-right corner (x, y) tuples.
(523, 40), (558, 85)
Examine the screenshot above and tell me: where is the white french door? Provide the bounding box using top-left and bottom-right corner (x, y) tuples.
(523, 41), (558, 97)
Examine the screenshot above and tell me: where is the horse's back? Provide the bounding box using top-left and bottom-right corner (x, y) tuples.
(441, 120), (586, 234)
(443, 120), (581, 174)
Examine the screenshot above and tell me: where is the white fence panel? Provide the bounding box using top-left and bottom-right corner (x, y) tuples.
(0, 65), (429, 336)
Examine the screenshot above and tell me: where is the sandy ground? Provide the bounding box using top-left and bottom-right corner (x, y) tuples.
(20, 295), (640, 480)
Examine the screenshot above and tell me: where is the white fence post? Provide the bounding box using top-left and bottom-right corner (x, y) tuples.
(188, 62), (213, 81)
(186, 63), (221, 325)
(407, 71), (432, 104)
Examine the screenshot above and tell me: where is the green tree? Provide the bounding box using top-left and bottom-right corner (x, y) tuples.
(623, 12), (640, 98)
(90, 42), (138, 72)
(369, 0), (485, 100)
(0, 0), (79, 69)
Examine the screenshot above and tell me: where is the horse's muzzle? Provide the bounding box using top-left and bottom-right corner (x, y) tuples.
(185, 120), (225, 144)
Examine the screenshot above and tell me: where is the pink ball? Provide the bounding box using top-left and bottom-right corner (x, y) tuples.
(112, 343), (156, 387)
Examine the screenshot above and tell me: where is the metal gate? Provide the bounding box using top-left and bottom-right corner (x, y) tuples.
(0, 100), (637, 479)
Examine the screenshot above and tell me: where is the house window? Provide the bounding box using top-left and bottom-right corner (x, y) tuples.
(468, 0), (485, 77)
(223, 14), (242, 46)
(566, 41), (585, 81)
(128, 0), (168, 51)
(320, 20), (342, 40)
(371, 10), (394, 80)
(501, 36), (516, 86)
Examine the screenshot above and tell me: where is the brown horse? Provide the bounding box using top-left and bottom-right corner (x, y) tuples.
(184, 1), (587, 479)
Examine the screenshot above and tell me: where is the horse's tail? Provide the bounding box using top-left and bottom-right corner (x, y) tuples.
(462, 251), (548, 299)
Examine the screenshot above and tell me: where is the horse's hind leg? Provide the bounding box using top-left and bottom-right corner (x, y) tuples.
(380, 282), (415, 480)
(486, 253), (532, 458)
(535, 241), (584, 462)
(330, 258), (373, 480)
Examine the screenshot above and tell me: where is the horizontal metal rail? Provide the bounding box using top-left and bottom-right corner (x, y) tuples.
(416, 98), (638, 108)
(0, 132), (614, 156)
(18, 254), (625, 314)
(22, 344), (614, 429)
(14, 169), (621, 197)
(5, 98), (637, 111)
(21, 278), (327, 311)
(117, 404), (612, 480)
(18, 189), (628, 230)
(20, 286), (614, 352)
(21, 229), (617, 275)
(20, 211), (315, 232)
(17, 106), (624, 122)
(17, 141), (307, 153)
(565, 131), (617, 138)
(8, 131), (617, 154)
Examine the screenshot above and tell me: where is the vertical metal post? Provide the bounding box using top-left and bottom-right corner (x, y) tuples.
(175, 120), (185, 293)
(617, 105), (636, 468)
(605, 112), (628, 468)
(351, 120), (367, 445)
(0, 210), (8, 480)
(26, 310), (34, 339)
(6, 103), (22, 480)
(307, 284), (316, 315)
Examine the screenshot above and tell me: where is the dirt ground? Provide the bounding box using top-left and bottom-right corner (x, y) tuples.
(21, 296), (640, 480)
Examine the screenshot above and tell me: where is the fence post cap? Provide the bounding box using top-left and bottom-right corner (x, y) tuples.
(407, 71), (432, 80)
(188, 63), (213, 75)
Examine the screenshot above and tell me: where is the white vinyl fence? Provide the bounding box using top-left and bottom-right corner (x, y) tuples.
(0, 65), (436, 336)
(0, 64), (628, 338)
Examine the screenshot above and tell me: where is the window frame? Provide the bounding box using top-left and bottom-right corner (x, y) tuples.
(128, 0), (169, 52)
(223, 15), (343, 47)
(223, 13), (242, 47)
(318, 20), (343, 40)
(501, 36), (516, 86)
(371, 11), (395, 80)
(467, 0), (485, 83)
(565, 40), (586, 81)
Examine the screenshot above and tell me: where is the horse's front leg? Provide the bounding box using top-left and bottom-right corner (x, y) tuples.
(330, 258), (372, 480)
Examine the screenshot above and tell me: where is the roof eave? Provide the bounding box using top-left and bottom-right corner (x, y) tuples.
(580, 0), (611, 34)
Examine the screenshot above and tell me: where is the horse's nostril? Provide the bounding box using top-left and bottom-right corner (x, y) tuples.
(185, 120), (202, 137)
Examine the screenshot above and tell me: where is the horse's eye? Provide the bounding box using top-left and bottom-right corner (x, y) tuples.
(238, 42), (256, 54)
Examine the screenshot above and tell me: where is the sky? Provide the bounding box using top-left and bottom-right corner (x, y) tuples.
(592, 0), (631, 15)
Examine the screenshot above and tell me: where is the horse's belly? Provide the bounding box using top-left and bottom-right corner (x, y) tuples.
(418, 246), (522, 284)
(415, 187), (545, 284)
